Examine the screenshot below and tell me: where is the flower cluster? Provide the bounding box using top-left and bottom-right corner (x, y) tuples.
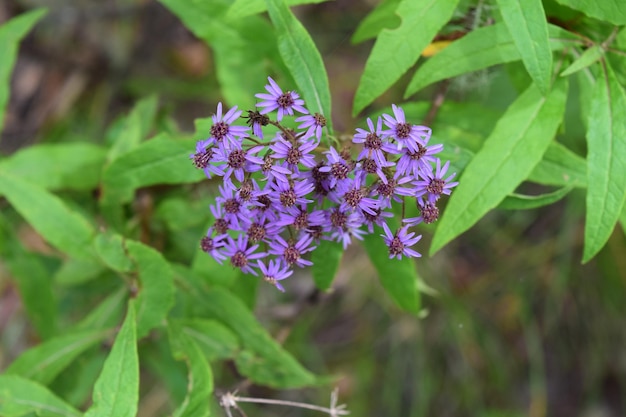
(192, 77), (458, 291)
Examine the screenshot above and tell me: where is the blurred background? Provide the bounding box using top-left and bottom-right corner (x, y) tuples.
(1, 0), (625, 416)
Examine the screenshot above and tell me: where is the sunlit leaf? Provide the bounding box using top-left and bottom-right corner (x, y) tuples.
(583, 62), (626, 262)
(554, 0), (626, 25)
(561, 45), (604, 77)
(431, 79), (568, 254)
(84, 302), (139, 417)
(266, 0), (333, 134)
(0, 375), (82, 417)
(497, 0), (552, 94)
(498, 186), (574, 210)
(354, 0), (460, 115)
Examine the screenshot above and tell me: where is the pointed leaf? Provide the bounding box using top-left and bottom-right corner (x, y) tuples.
(0, 172), (95, 260)
(498, 186), (573, 210)
(0, 9), (46, 138)
(74, 287), (128, 332)
(6, 329), (111, 385)
(172, 337), (213, 417)
(561, 45), (604, 77)
(351, 0), (401, 44)
(84, 302), (139, 417)
(583, 63), (626, 262)
(169, 319), (239, 361)
(228, 0), (329, 18)
(554, 0), (626, 25)
(405, 24), (579, 97)
(431, 79), (568, 254)
(265, 0), (333, 133)
(107, 94), (158, 162)
(311, 240), (343, 291)
(354, 0), (460, 115)
(0, 375), (81, 417)
(529, 141), (587, 187)
(497, 0), (552, 94)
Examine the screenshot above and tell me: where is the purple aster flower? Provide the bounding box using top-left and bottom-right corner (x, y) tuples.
(319, 147), (352, 189)
(394, 142), (443, 179)
(374, 175), (413, 209)
(191, 141), (224, 179)
(382, 104), (431, 153)
(245, 110), (269, 139)
(244, 213), (279, 243)
(338, 179), (379, 215)
(358, 157), (392, 184)
(200, 227), (227, 263)
(381, 224), (422, 260)
(403, 200), (440, 227)
(221, 234), (266, 275)
(274, 204), (326, 231)
(362, 208), (394, 233)
(269, 234), (316, 268)
(353, 117), (391, 171)
(258, 259), (293, 292)
(255, 77), (308, 121)
(214, 145), (264, 182)
(234, 178), (267, 205)
(270, 134), (317, 170)
(270, 178), (314, 210)
(326, 207), (366, 249)
(215, 185), (250, 229)
(210, 203), (231, 234)
(414, 159), (458, 203)
(295, 112), (326, 141)
(247, 154), (292, 185)
(207, 102), (249, 149)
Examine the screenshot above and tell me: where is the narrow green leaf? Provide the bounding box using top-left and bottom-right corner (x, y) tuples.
(431, 79), (569, 254)
(0, 375), (82, 417)
(54, 257), (105, 286)
(583, 62), (626, 262)
(497, 0), (552, 94)
(100, 134), (203, 204)
(200, 287), (316, 388)
(0, 143), (106, 191)
(94, 231), (134, 273)
(74, 287), (128, 332)
(169, 319), (239, 361)
(107, 95), (158, 162)
(353, 0), (460, 115)
(126, 240), (175, 338)
(561, 45), (604, 76)
(498, 186), (573, 210)
(554, 0), (626, 25)
(528, 141), (587, 187)
(172, 337), (213, 417)
(361, 218), (420, 314)
(6, 329), (111, 385)
(0, 9), (46, 138)
(228, 0), (329, 18)
(311, 240), (343, 291)
(265, 0), (333, 134)
(351, 0), (401, 44)
(84, 301), (139, 417)
(405, 24), (579, 97)
(0, 172), (95, 260)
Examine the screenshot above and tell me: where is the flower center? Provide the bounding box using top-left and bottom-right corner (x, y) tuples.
(365, 132), (382, 150)
(278, 93), (295, 109)
(396, 122), (411, 139)
(427, 178), (445, 195)
(389, 236), (405, 256)
(193, 147), (214, 169)
(231, 251), (248, 268)
(228, 149), (246, 169)
(211, 121), (229, 141)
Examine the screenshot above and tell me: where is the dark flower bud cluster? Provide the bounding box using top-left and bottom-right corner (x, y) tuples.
(192, 77), (458, 291)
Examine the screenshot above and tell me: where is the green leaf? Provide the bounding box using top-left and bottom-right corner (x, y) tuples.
(199, 287), (316, 388)
(0, 143), (106, 191)
(361, 218), (421, 314)
(0, 9), (47, 138)
(528, 141), (587, 187)
(107, 94), (159, 162)
(74, 287), (128, 332)
(126, 240), (175, 338)
(265, 0), (333, 134)
(554, 0), (626, 25)
(405, 24), (579, 97)
(6, 329), (112, 385)
(353, 0), (460, 115)
(583, 62), (626, 262)
(169, 319), (239, 361)
(351, 0), (401, 44)
(431, 79), (569, 254)
(0, 375), (82, 417)
(498, 186), (573, 210)
(561, 45), (604, 77)
(84, 301), (139, 417)
(94, 232), (134, 273)
(311, 240), (343, 291)
(496, 0), (552, 94)
(0, 172), (95, 260)
(171, 337), (213, 417)
(228, 0), (329, 18)
(100, 134), (203, 204)
(54, 257), (105, 286)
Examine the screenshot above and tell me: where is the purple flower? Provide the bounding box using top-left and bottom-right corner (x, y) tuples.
(274, 204), (326, 231)
(270, 178), (314, 210)
(221, 235), (266, 275)
(353, 117), (391, 171)
(270, 134), (317, 170)
(247, 154), (292, 185)
(403, 200), (440, 226)
(295, 112), (326, 141)
(245, 110), (269, 139)
(326, 207), (366, 249)
(200, 227), (227, 263)
(319, 147), (351, 189)
(382, 104), (431, 153)
(269, 234), (316, 268)
(191, 141), (224, 179)
(339, 179), (379, 215)
(414, 160), (458, 203)
(374, 175), (413, 209)
(258, 259), (293, 292)
(394, 142), (443, 179)
(255, 77), (308, 121)
(214, 145), (264, 182)
(381, 224), (422, 260)
(362, 208), (394, 233)
(207, 102), (249, 149)
(215, 185), (250, 228)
